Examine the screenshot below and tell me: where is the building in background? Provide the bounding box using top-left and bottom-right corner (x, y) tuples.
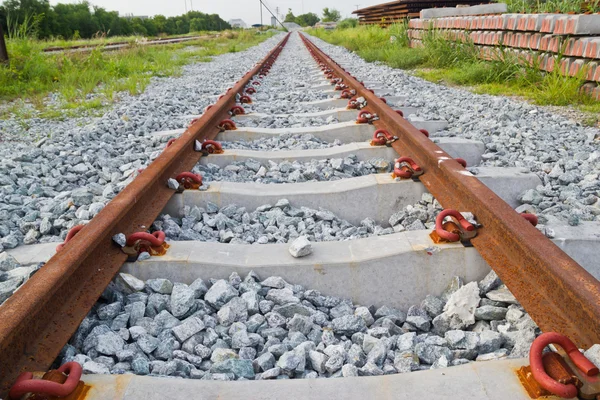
(228, 19), (247, 29)
(122, 14), (149, 20)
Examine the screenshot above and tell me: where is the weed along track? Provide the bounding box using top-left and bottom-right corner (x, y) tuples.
(1, 31), (600, 400)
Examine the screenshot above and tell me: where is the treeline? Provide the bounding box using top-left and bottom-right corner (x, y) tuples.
(0, 0), (231, 39)
(283, 7), (342, 27)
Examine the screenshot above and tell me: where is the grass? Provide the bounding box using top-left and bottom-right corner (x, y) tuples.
(0, 30), (274, 120)
(309, 25), (600, 125)
(499, 0), (600, 14)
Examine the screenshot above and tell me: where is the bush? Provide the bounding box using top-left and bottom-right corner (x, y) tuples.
(337, 18), (358, 30)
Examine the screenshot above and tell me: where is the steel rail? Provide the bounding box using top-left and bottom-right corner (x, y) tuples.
(42, 35), (211, 54)
(0, 33), (290, 395)
(300, 33), (600, 348)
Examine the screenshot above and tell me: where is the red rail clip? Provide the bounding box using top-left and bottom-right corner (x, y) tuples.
(340, 89), (353, 99)
(393, 157), (423, 179)
(56, 225), (84, 252)
(455, 158), (467, 167)
(201, 139), (224, 154)
(356, 110), (378, 124)
(434, 209), (477, 242)
(218, 119), (237, 131)
(230, 106), (246, 116)
(370, 129), (398, 146)
(176, 172), (203, 189)
(123, 231), (169, 257)
(520, 213), (539, 226)
(9, 362), (82, 400)
(240, 95), (252, 104)
(529, 332), (599, 398)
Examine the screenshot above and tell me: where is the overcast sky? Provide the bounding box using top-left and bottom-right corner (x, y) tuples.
(46, 0), (384, 25)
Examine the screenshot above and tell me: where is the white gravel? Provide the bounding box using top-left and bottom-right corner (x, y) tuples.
(58, 270), (540, 379)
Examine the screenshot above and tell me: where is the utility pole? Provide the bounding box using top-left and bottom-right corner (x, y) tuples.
(354, 4), (361, 10)
(260, 0), (287, 31)
(301, 0), (304, 13)
(0, 24), (8, 64)
(190, 0), (193, 11)
(260, 0), (263, 29)
(184, 0), (187, 13)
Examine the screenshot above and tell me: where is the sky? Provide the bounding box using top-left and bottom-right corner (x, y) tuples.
(46, 0), (385, 26)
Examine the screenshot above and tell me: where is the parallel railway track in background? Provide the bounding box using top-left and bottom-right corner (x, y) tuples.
(1, 31), (599, 400)
(41, 35), (211, 54)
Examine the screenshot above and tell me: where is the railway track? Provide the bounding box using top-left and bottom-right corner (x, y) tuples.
(1, 31), (600, 399)
(41, 35), (210, 54)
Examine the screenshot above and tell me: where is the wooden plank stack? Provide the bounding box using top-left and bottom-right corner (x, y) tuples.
(353, 0), (493, 26)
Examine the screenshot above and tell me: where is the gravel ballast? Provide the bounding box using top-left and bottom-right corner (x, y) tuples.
(153, 192), (445, 245)
(220, 133), (341, 151)
(193, 156), (390, 184)
(154, 200), (393, 244)
(58, 270), (540, 380)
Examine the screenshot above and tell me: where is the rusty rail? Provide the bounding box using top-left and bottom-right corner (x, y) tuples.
(300, 33), (600, 348)
(0, 33), (290, 395)
(41, 35), (211, 54)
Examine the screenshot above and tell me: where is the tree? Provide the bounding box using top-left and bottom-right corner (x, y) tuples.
(322, 7), (341, 22)
(52, 2), (99, 39)
(0, 22), (8, 62)
(284, 8), (295, 23)
(108, 16), (131, 36)
(153, 14), (167, 34)
(92, 6), (119, 35)
(189, 18), (203, 32)
(0, 1), (231, 39)
(129, 18), (147, 35)
(295, 13), (319, 27)
(2, 0), (55, 38)
(143, 18), (157, 36)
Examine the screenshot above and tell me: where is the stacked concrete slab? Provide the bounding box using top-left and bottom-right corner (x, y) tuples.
(408, 11), (600, 98)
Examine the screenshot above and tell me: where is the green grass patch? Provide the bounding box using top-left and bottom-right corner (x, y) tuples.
(0, 30), (273, 119)
(309, 25), (599, 123)
(498, 0), (600, 14)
